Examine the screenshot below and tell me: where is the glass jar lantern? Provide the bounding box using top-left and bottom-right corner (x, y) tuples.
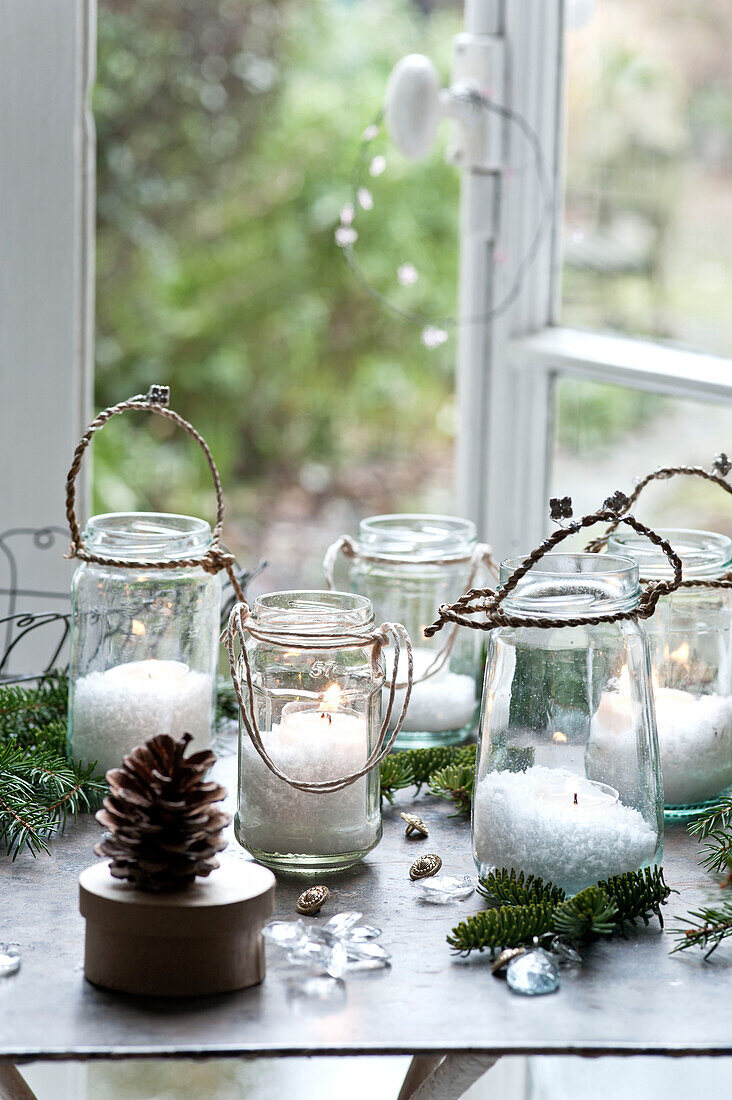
(471, 553), (665, 894)
(69, 514), (221, 774)
(227, 591), (412, 874)
(608, 529), (732, 817)
(65, 387), (237, 776)
(324, 515), (494, 748)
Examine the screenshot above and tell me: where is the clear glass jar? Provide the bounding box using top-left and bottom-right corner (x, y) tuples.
(473, 553), (663, 895)
(235, 590), (384, 874)
(68, 513), (220, 774)
(347, 514), (484, 748)
(608, 529), (732, 817)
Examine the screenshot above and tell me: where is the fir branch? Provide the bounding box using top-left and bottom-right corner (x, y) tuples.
(688, 796), (732, 878)
(670, 897), (732, 959)
(399, 743), (476, 791)
(447, 903), (557, 957)
(428, 762), (475, 814)
(380, 753), (415, 804)
(478, 868), (566, 908)
(599, 866), (673, 930)
(554, 887), (617, 940)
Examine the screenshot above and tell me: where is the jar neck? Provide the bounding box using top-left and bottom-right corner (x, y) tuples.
(498, 553), (641, 619)
(356, 514), (476, 563)
(253, 590), (375, 639)
(84, 513), (212, 562)
(608, 528), (732, 581)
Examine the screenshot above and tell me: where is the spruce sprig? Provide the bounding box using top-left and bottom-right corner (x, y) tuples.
(447, 903), (557, 956)
(478, 868), (566, 908)
(554, 887), (617, 939)
(670, 898), (732, 959)
(400, 744), (476, 790)
(687, 795), (732, 878)
(599, 866), (672, 929)
(428, 762), (475, 815)
(379, 753), (415, 804)
(0, 741), (105, 858)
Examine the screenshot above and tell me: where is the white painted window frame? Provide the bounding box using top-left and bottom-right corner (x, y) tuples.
(455, 0), (732, 561)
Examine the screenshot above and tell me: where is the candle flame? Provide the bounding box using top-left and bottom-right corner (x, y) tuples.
(321, 683), (342, 712)
(670, 642), (690, 664)
(131, 620), (146, 637)
(552, 731), (567, 743)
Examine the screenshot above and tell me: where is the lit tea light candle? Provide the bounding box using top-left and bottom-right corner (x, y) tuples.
(71, 659), (214, 774)
(384, 646), (477, 734)
(589, 664), (732, 807)
(473, 765), (657, 894)
(238, 684), (378, 859)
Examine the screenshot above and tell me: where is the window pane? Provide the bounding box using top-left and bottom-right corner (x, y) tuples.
(94, 0), (461, 590)
(562, 1), (732, 357)
(552, 377), (732, 536)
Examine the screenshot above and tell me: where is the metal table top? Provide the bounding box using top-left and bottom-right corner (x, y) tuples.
(1, 742), (730, 1063)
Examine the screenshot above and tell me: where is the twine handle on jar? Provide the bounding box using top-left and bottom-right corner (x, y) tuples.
(64, 386), (246, 602)
(224, 601), (413, 793)
(584, 457), (732, 589)
(424, 499), (683, 637)
(323, 535), (498, 688)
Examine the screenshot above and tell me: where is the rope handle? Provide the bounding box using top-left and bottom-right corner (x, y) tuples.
(323, 535), (498, 688)
(224, 602), (414, 793)
(64, 386), (245, 600)
(585, 459), (732, 585)
(425, 501), (683, 637)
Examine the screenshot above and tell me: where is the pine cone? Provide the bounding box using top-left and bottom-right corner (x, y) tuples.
(95, 733), (231, 893)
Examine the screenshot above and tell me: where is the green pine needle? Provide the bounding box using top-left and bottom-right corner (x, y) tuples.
(400, 743), (476, 790)
(687, 796), (732, 878)
(478, 868), (566, 908)
(428, 762), (475, 815)
(379, 753), (415, 804)
(599, 866), (673, 930)
(447, 903), (557, 957)
(670, 897), (732, 959)
(554, 887), (618, 940)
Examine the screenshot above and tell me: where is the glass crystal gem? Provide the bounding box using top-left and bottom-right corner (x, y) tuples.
(414, 874), (474, 904)
(263, 920), (307, 947)
(345, 941), (391, 970)
(357, 187), (374, 211)
(420, 326), (449, 349)
(335, 227), (358, 248)
(344, 924), (382, 942)
(0, 945), (21, 977)
(286, 927), (347, 979)
(549, 940), (583, 969)
(506, 948), (559, 996)
(397, 263), (419, 287)
(369, 155), (387, 177)
(323, 911), (363, 936)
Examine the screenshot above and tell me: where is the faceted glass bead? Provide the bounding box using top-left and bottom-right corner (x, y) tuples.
(323, 911), (363, 936)
(344, 941), (391, 971)
(344, 924), (382, 942)
(506, 948), (559, 996)
(414, 875), (474, 904)
(286, 927), (348, 979)
(262, 920), (307, 948)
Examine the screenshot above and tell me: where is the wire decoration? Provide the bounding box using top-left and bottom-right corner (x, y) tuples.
(337, 89), (555, 339)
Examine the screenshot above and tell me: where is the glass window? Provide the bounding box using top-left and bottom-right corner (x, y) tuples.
(563, 0), (732, 357)
(93, 0), (462, 590)
(552, 376), (732, 535)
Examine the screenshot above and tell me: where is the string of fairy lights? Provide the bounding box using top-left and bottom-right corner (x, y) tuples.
(335, 88), (555, 347)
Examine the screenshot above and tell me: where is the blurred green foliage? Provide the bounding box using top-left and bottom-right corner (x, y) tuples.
(94, 0), (462, 516)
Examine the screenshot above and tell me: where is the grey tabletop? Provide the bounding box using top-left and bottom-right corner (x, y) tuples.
(1, 741), (730, 1064)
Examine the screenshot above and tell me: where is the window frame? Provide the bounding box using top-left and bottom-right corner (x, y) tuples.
(456, 0), (732, 561)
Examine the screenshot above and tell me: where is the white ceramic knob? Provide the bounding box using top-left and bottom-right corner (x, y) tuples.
(384, 54), (443, 161)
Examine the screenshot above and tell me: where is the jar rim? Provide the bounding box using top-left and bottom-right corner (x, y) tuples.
(254, 590), (375, 635)
(357, 513), (476, 561)
(84, 513), (212, 562)
(608, 528), (732, 580)
(499, 552), (641, 617)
